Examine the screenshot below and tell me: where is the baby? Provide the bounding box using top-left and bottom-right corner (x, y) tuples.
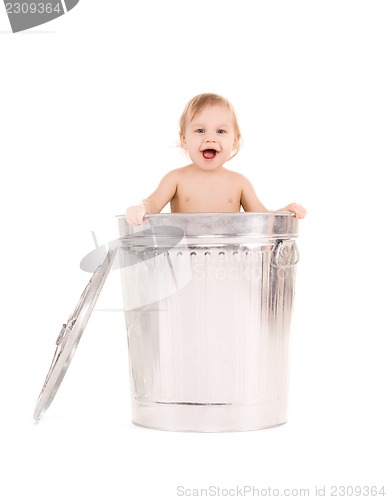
(126, 93), (306, 225)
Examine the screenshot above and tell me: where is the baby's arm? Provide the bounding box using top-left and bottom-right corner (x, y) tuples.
(240, 175), (268, 212)
(125, 171), (178, 225)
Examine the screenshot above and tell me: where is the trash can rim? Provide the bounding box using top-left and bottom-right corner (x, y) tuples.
(115, 211), (295, 218)
(117, 212), (299, 239)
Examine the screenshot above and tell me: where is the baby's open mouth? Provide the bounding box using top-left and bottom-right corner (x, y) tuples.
(202, 149), (218, 159)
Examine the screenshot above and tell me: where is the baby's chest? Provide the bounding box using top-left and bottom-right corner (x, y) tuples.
(176, 182), (241, 208)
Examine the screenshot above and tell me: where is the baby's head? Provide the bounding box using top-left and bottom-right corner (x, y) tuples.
(179, 93), (242, 159)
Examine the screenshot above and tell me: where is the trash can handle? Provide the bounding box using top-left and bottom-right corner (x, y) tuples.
(271, 240), (299, 268)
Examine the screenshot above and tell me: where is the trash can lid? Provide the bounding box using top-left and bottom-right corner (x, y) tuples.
(33, 246), (117, 423)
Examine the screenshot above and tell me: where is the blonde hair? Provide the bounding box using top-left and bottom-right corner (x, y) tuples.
(179, 93), (242, 158)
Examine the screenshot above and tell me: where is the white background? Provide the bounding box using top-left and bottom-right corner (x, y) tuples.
(1, 1), (386, 499)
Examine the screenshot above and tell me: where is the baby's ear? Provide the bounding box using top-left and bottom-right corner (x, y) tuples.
(180, 132), (187, 149)
(233, 133), (242, 153)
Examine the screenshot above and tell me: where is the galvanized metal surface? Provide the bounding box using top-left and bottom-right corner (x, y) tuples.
(118, 213), (299, 432)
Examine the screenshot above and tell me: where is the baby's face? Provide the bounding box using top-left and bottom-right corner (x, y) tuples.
(181, 104), (238, 171)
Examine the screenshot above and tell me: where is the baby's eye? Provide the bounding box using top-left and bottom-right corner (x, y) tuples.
(217, 129), (226, 134)
(195, 129), (205, 134)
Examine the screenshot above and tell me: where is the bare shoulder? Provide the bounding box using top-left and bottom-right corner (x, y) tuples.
(162, 165), (191, 181)
(158, 166), (186, 187)
(223, 168), (253, 187)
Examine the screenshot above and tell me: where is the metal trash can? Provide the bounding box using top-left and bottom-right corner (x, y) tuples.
(33, 212), (300, 432)
(117, 212), (299, 432)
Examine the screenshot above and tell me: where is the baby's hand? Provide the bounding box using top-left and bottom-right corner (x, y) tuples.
(282, 203), (306, 219)
(125, 204), (147, 225)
